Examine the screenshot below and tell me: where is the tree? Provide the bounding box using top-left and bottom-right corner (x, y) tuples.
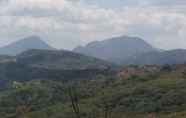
(1, 81), (52, 118)
(67, 84), (81, 118)
(95, 90), (115, 118)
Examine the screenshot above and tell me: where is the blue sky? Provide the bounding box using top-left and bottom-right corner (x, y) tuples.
(0, 0), (186, 50)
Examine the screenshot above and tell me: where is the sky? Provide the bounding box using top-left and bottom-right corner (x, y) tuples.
(0, 0), (186, 50)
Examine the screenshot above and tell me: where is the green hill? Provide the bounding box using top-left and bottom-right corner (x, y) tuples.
(0, 49), (114, 83)
(16, 49), (113, 70)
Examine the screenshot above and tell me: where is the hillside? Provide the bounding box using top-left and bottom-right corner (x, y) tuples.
(74, 35), (157, 64)
(0, 49), (114, 83)
(0, 36), (54, 55)
(16, 49), (113, 70)
(0, 62), (112, 82)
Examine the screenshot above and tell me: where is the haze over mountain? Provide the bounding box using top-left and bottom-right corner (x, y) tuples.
(0, 36), (54, 56)
(74, 35), (186, 65)
(74, 36), (157, 64)
(1, 35), (186, 66)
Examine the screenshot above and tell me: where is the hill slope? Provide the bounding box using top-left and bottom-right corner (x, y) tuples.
(74, 36), (157, 64)
(16, 49), (113, 70)
(0, 36), (54, 55)
(0, 49), (114, 82)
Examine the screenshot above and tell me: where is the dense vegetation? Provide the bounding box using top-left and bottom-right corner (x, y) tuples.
(0, 64), (186, 118)
(0, 62), (113, 82)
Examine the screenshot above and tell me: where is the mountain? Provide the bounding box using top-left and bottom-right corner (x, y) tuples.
(74, 35), (186, 65)
(125, 49), (186, 65)
(16, 49), (113, 70)
(73, 36), (157, 64)
(0, 36), (54, 56)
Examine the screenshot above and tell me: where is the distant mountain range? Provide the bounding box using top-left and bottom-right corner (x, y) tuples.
(1, 35), (186, 66)
(74, 35), (186, 65)
(0, 36), (54, 56)
(124, 49), (186, 65)
(74, 36), (158, 64)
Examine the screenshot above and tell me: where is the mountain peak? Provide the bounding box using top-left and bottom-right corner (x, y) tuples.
(0, 36), (54, 56)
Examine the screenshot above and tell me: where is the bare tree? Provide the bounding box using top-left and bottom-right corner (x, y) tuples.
(68, 85), (81, 118)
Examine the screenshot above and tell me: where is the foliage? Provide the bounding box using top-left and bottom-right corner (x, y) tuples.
(0, 65), (186, 118)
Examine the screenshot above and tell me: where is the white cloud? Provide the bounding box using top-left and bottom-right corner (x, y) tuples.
(0, 0), (186, 50)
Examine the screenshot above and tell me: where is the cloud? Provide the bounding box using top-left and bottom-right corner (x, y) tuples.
(81, 0), (186, 8)
(0, 0), (186, 50)
(143, 0), (186, 6)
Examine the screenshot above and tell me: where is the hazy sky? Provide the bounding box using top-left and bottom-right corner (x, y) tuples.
(0, 0), (186, 50)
